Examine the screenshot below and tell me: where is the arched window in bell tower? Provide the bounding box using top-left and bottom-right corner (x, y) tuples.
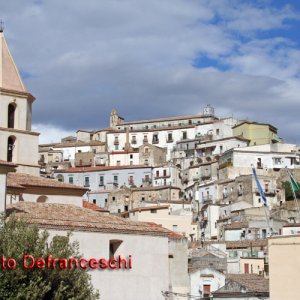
(8, 103), (16, 128)
(7, 136), (16, 162)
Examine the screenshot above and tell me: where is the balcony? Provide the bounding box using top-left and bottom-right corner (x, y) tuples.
(201, 174), (211, 180)
(255, 188), (276, 196)
(203, 195), (213, 202)
(114, 140), (119, 145)
(166, 139), (174, 143)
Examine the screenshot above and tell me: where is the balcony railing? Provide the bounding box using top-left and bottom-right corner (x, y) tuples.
(201, 174), (211, 180)
(255, 188), (276, 196)
(203, 195), (213, 202)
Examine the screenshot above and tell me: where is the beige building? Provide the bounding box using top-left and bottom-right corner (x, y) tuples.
(233, 121), (280, 145)
(128, 204), (198, 240)
(0, 31), (39, 175)
(269, 235), (300, 300)
(7, 202), (170, 300)
(0, 160), (16, 213)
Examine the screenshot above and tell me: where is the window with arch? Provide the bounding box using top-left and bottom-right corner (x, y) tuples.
(7, 136), (16, 162)
(56, 174), (64, 182)
(8, 103), (16, 128)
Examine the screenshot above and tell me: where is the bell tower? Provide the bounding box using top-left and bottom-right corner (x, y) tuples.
(0, 27), (40, 175)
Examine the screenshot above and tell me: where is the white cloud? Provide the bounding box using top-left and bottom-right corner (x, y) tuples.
(32, 123), (75, 144)
(1, 0), (300, 145)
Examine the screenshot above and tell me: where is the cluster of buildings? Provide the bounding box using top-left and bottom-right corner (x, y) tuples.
(1, 29), (300, 299)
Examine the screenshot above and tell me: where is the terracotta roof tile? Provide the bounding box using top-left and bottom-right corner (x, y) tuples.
(82, 200), (109, 212)
(7, 173), (88, 191)
(225, 239), (268, 249)
(224, 222), (249, 230)
(7, 202), (170, 237)
(226, 274), (269, 293)
(57, 165), (150, 173)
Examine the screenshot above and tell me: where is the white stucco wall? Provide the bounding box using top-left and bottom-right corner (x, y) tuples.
(47, 229), (169, 300)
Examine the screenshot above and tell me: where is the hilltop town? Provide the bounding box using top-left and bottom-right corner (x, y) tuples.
(1, 29), (300, 300)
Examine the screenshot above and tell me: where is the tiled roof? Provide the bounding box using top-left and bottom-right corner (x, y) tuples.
(119, 113), (217, 125)
(225, 239), (268, 249)
(82, 200), (109, 212)
(226, 274), (269, 293)
(7, 173), (88, 191)
(57, 165), (150, 173)
(130, 205), (170, 213)
(0, 160), (17, 167)
(7, 202), (170, 237)
(224, 222), (249, 230)
(283, 223), (300, 227)
(145, 222), (185, 239)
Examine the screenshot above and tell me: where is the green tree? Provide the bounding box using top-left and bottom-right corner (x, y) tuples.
(0, 215), (99, 300)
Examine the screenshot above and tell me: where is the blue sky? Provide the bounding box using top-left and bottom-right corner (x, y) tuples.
(1, 0), (300, 144)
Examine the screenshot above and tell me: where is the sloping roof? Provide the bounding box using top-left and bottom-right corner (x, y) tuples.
(226, 274), (269, 293)
(7, 202), (170, 237)
(118, 113), (218, 126)
(0, 32), (26, 92)
(7, 173), (88, 191)
(224, 222), (249, 230)
(225, 239), (268, 249)
(145, 222), (185, 239)
(57, 165), (150, 173)
(0, 160), (17, 170)
(130, 205), (170, 213)
(82, 200), (109, 212)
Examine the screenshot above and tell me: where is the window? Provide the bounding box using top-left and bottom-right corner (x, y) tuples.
(8, 103), (16, 128)
(143, 135), (148, 143)
(216, 128), (220, 135)
(163, 169), (167, 176)
(203, 285), (211, 297)
(129, 176), (134, 185)
(109, 239), (123, 259)
(114, 136), (119, 144)
(124, 205), (129, 212)
(84, 176), (90, 187)
(99, 176), (104, 186)
(156, 170), (159, 177)
(93, 199), (96, 204)
(131, 136), (137, 144)
(69, 177), (74, 184)
(182, 131), (187, 140)
(56, 174), (64, 182)
(113, 175), (118, 185)
(145, 175), (150, 182)
(130, 154), (133, 159)
(7, 136), (16, 162)
(150, 209), (157, 214)
(167, 133), (173, 142)
(188, 120), (192, 125)
(112, 196), (116, 201)
(144, 147), (149, 154)
(117, 160), (121, 166)
(172, 225), (178, 231)
(153, 134), (159, 143)
(220, 145), (223, 152)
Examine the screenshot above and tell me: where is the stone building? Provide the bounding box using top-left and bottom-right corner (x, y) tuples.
(0, 31), (39, 175)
